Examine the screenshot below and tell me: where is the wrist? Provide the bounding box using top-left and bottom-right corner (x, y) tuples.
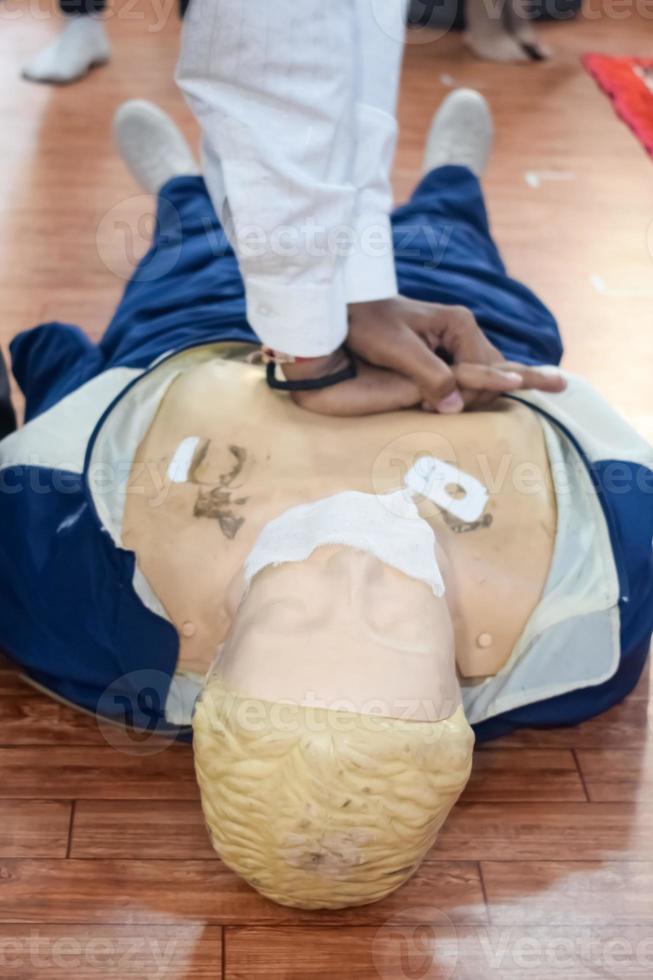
(348, 298), (395, 317)
(281, 348), (349, 382)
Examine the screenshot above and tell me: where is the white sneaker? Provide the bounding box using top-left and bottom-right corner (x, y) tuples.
(22, 16), (110, 85)
(113, 100), (199, 194)
(422, 89), (494, 178)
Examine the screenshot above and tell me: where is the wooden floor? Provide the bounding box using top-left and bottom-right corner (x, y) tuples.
(1, 1), (652, 977)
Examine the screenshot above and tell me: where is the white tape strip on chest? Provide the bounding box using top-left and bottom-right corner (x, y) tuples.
(244, 490), (445, 597)
(168, 436), (201, 483)
(404, 456), (488, 523)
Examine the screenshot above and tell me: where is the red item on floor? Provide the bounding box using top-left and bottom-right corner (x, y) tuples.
(583, 54), (653, 160)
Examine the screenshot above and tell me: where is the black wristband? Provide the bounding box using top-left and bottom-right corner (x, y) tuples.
(266, 349), (357, 392)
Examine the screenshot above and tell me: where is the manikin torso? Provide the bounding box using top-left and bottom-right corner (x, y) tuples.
(123, 356), (556, 697)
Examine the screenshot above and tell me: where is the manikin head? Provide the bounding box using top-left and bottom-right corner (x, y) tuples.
(193, 492), (474, 909)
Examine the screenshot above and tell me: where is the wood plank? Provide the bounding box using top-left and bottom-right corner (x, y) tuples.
(71, 800), (216, 860)
(482, 861), (653, 926)
(0, 673), (34, 697)
(36, 287), (122, 342)
(225, 926), (427, 980)
(463, 750), (586, 802)
(225, 924), (653, 979)
(631, 661), (651, 701)
(0, 925), (221, 979)
(0, 693), (110, 745)
(431, 802), (653, 861)
(0, 801), (71, 858)
(0, 746), (199, 800)
(0, 859), (486, 926)
(576, 749), (653, 803)
(72, 793), (649, 866)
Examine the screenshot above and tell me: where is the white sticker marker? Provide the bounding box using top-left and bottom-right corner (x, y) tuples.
(168, 436), (201, 483)
(404, 456), (489, 523)
(524, 170), (576, 189)
(440, 73), (485, 89)
(590, 274), (653, 298)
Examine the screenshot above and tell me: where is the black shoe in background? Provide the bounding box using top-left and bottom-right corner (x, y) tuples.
(0, 348), (16, 439)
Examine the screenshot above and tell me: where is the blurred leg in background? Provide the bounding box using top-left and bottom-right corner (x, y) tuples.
(407, 0), (557, 64)
(22, 0), (110, 84)
(465, 0), (551, 63)
(22, 0), (191, 85)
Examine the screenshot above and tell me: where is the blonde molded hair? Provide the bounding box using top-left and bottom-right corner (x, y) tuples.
(193, 678), (474, 910)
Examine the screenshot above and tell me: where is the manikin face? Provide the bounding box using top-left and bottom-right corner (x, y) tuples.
(215, 543), (462, 724)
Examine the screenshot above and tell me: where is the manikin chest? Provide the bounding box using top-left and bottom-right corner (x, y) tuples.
(123, 357), (556, 679)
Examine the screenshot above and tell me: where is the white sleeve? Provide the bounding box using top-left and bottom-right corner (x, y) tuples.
(345, 0), (406, 305)
(176, 0), (359, 357)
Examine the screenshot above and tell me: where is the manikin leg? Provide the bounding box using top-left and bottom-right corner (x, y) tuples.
(422, 88), (494, 178)
(113, 100), (199, 194)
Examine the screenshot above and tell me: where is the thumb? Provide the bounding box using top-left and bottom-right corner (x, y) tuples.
(432, 388), (465, 414)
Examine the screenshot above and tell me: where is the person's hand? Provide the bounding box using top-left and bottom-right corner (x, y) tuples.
(346, 296), (566, 411)
(282, 350), (565, 417)
(283, 296), (566, 415)
(282, 349), (423, 416)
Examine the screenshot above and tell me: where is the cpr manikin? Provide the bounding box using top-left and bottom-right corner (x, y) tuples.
(122, 351), (557, 908)
(3, 93), (650, 912)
